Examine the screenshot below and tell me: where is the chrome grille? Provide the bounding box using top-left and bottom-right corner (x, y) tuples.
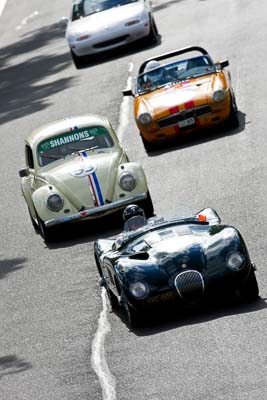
(174, 270), (204, 302)
(158, 105), (212, 129)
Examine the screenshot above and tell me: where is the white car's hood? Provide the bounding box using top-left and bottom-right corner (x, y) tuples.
(67, 2), (146, 36)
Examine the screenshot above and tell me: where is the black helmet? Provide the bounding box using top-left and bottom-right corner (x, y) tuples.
(123, 204), (145, 222)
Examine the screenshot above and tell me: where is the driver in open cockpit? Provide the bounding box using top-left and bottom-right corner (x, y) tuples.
(123, 204), (148, 232)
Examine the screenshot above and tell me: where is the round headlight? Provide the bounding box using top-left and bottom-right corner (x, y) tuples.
(227, 252), (245, 271)
(129, 282), (148, 299)
(119, 173), (136, 192)
(47, 193), (64, 212)
(212, 90), (226, 102)
(137, 113), (153, 126)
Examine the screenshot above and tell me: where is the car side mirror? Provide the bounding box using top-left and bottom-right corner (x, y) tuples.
(19, 167), (29, 177)
(60, 16), (69, 26)
(215, 60), (229, 70)
(122, 89), (133, 97)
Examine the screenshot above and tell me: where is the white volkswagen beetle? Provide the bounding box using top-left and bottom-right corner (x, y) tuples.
(64, 0), (159, 68)
(19, 115), (154, 242)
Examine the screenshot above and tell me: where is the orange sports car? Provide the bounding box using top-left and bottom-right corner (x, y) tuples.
(123, 46), (239, 151)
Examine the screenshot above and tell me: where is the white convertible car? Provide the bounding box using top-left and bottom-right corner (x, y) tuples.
(64, 0), (159, 68)
(19, 115), (154, 242)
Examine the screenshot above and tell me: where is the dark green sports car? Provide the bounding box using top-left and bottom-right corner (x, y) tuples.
(94, 208), (259, 327)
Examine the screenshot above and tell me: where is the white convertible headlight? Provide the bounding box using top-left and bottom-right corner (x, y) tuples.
(125, 20), (140, 26)
(212, 90), (226, 102)
(76, 34), (91, 41)
(227, 252), (245, 271)
(47, 193), (64, 212)
(137, 113), (153, 126)
(119, 173), (136, 192)
(129, 282), (148, 299)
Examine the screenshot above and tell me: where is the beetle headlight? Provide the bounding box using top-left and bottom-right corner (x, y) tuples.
(212, 90), (226, 102)
(129, 282), (148, 299)
(227, 252), (245, 271)
(137, 113), (153, 126)
(47, 193), (64, 212)
(119, 172), (136, 192)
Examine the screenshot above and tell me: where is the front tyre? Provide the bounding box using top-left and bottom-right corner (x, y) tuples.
(140, 132), (157, 152)
(36, 215), (55, 243)
(71, 50), (85, 69)
(147, 16), (159, 44)
(227, 93), (239, 128)
(120, 291), (142, 328)
(239, 268), (259, 301)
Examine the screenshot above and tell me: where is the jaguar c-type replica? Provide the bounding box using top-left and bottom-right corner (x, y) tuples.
(94, 208), (259, 327)
(123, 46), (239, 151)
(19, 115), (153, 242)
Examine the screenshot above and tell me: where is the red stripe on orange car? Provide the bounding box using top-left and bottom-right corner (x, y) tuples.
(184, 100), (195, 109)
(169, 105), (180, 134)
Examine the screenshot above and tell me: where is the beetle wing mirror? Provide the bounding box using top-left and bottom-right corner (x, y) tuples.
(19, 168), (29, 177)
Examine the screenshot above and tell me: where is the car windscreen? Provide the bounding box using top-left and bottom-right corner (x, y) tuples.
(137, 56), (216, 94)
(128, 224), (193, 252)
(72, 0), (138, 21)
(37, 126), (114, 167)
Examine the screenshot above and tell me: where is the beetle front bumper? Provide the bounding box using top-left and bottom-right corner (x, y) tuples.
(45, 192), (148, 227)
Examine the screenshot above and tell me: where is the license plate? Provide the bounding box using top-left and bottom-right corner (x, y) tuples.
(178, 117), (195, 128)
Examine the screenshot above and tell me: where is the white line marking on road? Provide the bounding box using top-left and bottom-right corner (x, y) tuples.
(91, 64), (134, 399)
(16, 10), (39, 30)
(91, 288), (116, 400)
(117, 62), (134, 141)
(0, 0), (7, 16)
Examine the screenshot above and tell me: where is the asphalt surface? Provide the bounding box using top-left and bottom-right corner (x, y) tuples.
(0, 0), (266, 399)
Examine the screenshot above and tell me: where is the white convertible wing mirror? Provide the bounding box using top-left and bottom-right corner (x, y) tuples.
(60, 17), (69, 26)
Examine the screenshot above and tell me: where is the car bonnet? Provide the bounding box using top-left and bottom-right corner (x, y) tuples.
(38, 150), (121, 209)
(137, 74), (222, 117)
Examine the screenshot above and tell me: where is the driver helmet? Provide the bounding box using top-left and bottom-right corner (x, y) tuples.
(123, 204), (145, 222)
(144, 60), (163, 82)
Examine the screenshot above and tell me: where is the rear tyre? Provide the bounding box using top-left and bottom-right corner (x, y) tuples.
(106, 287), (119, 310)
(71, 50), (85, 69)
(239, 268), (259, 301)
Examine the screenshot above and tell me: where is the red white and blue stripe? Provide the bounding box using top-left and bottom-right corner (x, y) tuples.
(80, 151), (104, 207)
(65, 117), (78, 131)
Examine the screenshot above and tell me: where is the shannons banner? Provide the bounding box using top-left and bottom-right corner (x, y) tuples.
(38, 126), (107, 152)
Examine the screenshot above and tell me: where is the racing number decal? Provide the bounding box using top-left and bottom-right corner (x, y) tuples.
(80, 151), (104, 207)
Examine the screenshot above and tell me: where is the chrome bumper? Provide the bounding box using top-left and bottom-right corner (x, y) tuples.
(45, 192), (147, 227)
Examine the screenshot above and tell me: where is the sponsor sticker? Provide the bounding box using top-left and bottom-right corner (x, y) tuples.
(38, 126), (107, 152)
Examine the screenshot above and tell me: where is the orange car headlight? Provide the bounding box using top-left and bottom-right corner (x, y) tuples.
(212, 90), (226, 103)
(137, 113), (153, 126)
